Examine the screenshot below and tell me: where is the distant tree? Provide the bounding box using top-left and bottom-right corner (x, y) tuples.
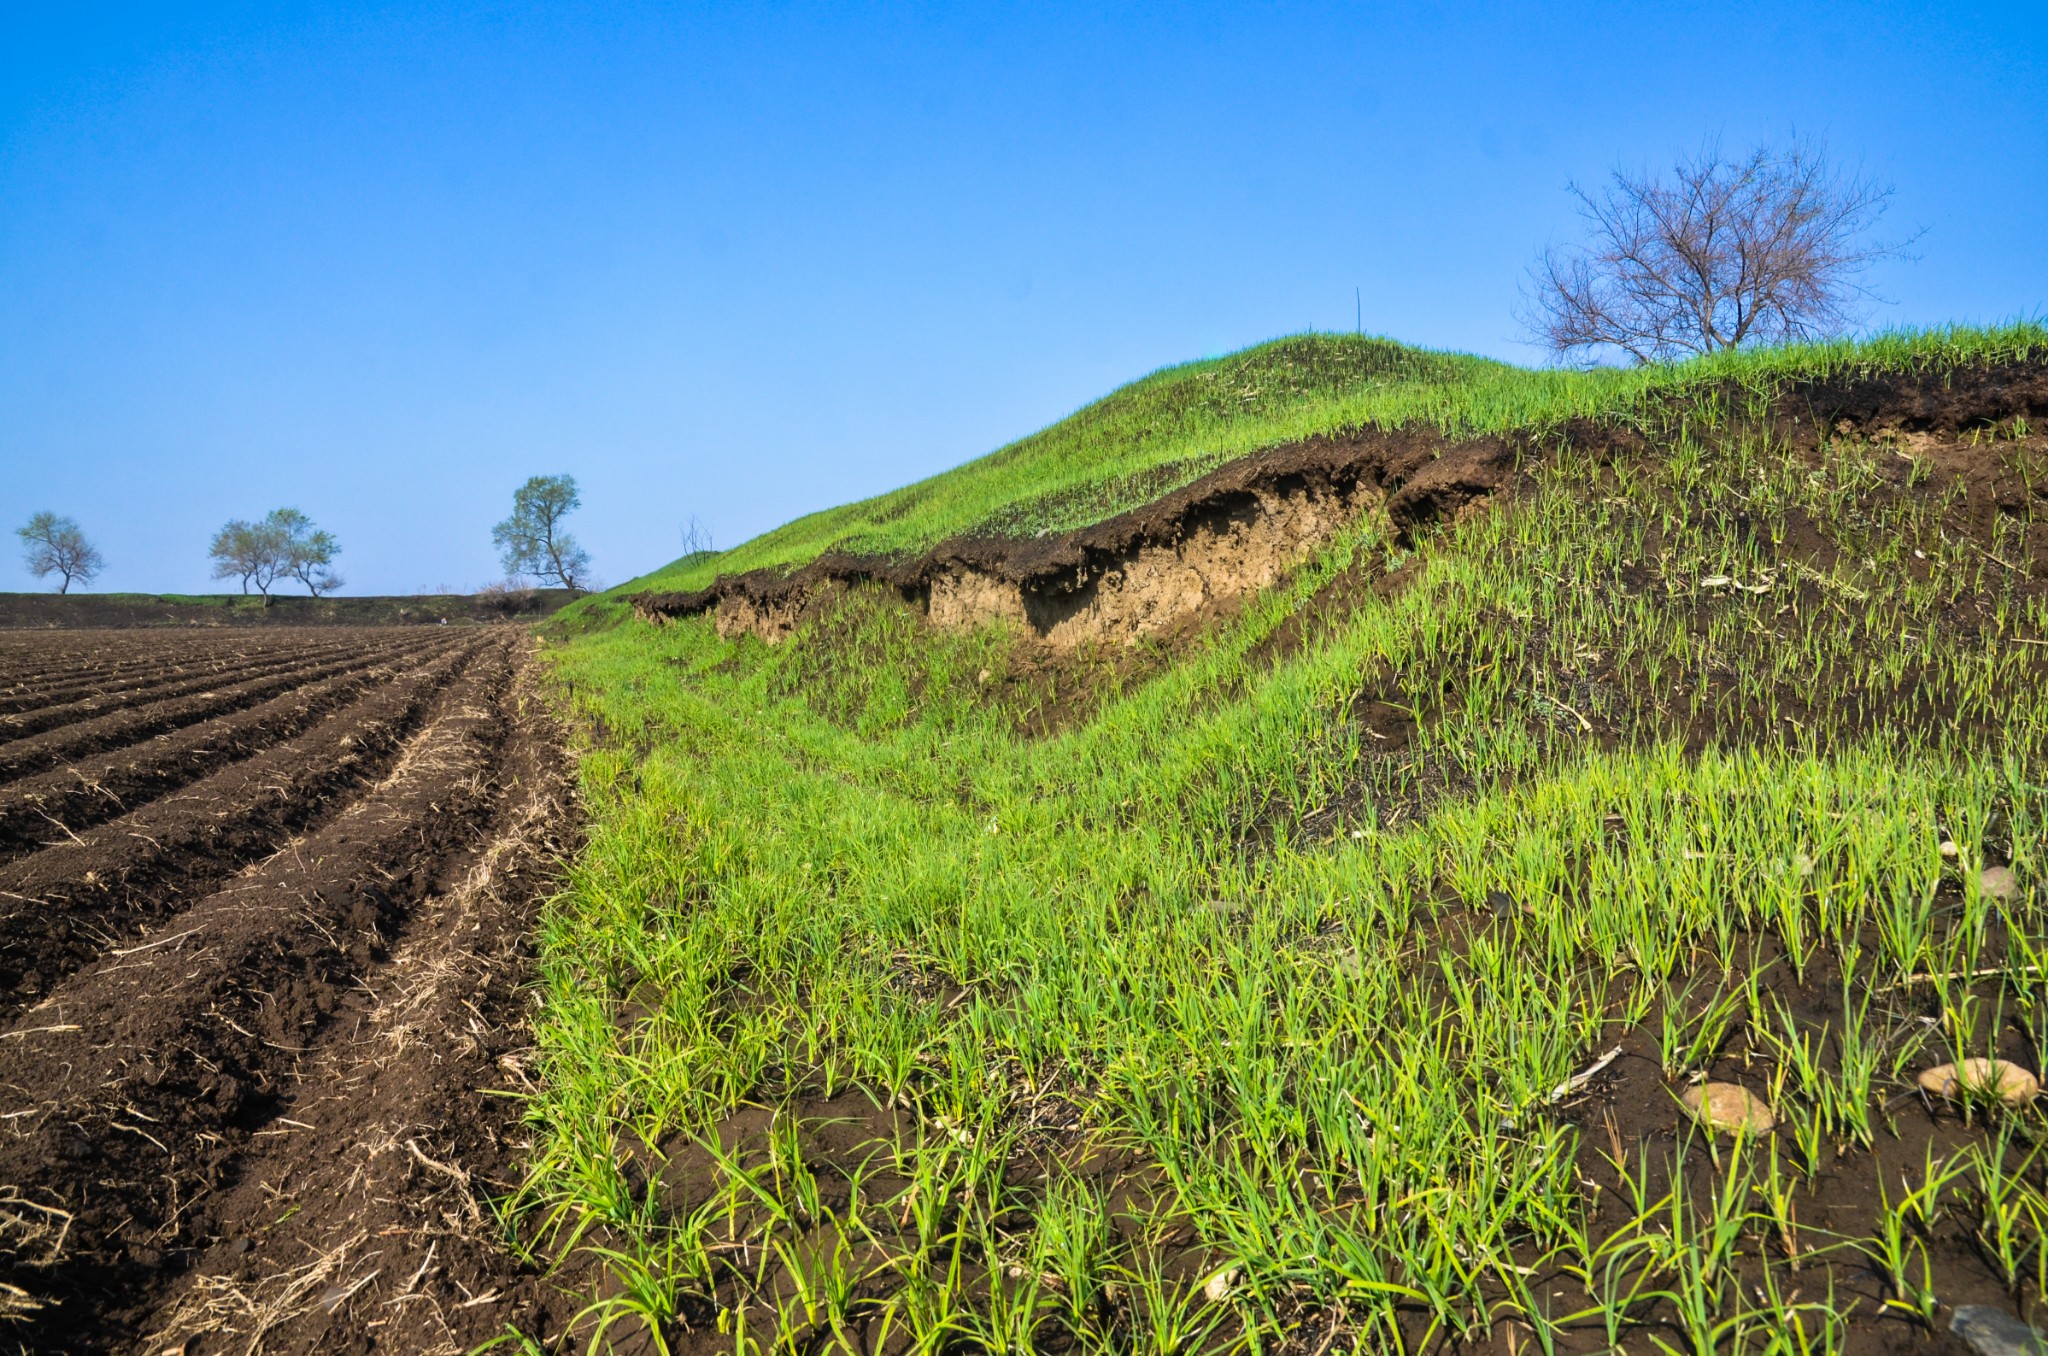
(210, 508), (343, 598)
(272, 508), (344, 596)
(209, 516), (289, 598)
(16, 512), (104, 594)
(493, 475), (591, 591)
(1523, 141), (1911, 365)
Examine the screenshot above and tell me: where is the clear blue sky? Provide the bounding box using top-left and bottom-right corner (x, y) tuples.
(3, 3), (2043, 595)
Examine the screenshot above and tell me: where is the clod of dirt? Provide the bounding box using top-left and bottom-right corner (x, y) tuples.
(1951, 1304), (2048, 1356)
(1980, 865), (2020, 903)
(1918, 1058), (2040, 1105)
(1680, 1081), (1777, 1133)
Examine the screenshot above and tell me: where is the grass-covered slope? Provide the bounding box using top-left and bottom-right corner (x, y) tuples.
(523, 327), (2048, 1353)
(618, 323), (2046, 598)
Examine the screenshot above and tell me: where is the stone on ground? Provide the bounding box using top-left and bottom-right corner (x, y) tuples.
(1918, 1058), (2039, 1106)
(1680, 1081), (1776, 1133)
(1952, 1305), (2048, 1356)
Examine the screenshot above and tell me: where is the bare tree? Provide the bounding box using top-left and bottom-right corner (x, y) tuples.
(493, 475), (592, 591)
(679, 515), (715, 560)
(16, 513), (104, 593)
(1523, 141), (1910, 365)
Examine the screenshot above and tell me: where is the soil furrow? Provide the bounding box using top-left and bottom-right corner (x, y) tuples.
(0, 635), (446, 786)
(0, 634), (540, 1353)
(141, 650), (577, 1356)
(0, 653), (256, 713)
(0, 653), (289, 714)
(0, 634), (279, 688)
(0, 644), (364, 729)
(0, 639), (372, 716)
(0, 626), (383, 694)
(0, 640), (481, 1012)
(0, 648), (433, 861)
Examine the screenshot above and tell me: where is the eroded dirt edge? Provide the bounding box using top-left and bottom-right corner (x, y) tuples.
(632, 359), (2048, 647)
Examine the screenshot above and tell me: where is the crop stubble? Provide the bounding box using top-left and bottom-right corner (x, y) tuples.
(0, 627), (578, 1354)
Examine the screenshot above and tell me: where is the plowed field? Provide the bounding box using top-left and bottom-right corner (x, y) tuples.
(0, 628), (577, 1354)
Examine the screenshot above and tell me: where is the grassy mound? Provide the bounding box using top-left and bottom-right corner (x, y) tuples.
(524, 326), (2048, 1352)
(616, 323), (2045, 598)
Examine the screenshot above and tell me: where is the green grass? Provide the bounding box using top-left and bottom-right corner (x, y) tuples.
(514, 348), (2048, 1351)
(611, 321), (2045, 600)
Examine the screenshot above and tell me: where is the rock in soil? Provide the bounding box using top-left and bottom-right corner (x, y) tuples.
(1680, 1081), (1776, 1133)
(1952, 1305), (2048, 1356)
(1918, 1058), (2040, 1105)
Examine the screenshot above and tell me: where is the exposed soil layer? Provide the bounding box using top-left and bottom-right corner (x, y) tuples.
(632, 358), (2048, 648)
(0, 628), (580, 1354)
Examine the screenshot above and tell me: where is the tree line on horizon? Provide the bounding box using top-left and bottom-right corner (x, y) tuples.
(14, 473), (594, 598)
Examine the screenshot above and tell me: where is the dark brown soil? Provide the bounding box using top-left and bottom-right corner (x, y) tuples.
(0, 590), (575, 630)
(0, 654), (436, 859)
(0, 628), (580, 1354)
(0, 639), (436, 783)
(0, 638), (373, 735)
(0, 632), (336, 702)
(0, 635), (370, 720)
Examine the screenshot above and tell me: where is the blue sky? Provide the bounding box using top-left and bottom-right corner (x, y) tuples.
(3, 2), (2044, 595)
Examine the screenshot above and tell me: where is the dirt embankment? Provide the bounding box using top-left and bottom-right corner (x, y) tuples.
(632, 358), (2048, 647)
(0, 628), (581, 1354)
(637, 429), (1503, 646)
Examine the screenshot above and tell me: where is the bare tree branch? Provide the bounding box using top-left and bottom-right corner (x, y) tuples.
(1521, 140), (1914, 365)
